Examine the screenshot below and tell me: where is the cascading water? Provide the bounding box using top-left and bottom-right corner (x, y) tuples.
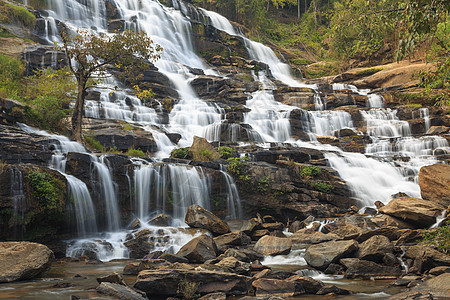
(11, 167), (26, 240)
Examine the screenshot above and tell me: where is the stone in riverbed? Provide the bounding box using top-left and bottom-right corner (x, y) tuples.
(97, 282), (146, 300)
(378, 196), (444, 228)
(316, 285), (351, 295)
(340, 258), (402, 279)
(134, 269), (251, 296)
(254, 236), (292, 256)
(304, 240), (358, 270)
(357, 235), (394, 263)
(252, 278), (297, 297)
(185, 204), (230, 235)
(419, 164), (450, 207)
(0, 242), (54, 283)
(176, 234), (218, 263)
(214, 231), (251, 252)
(285, 275), (324, 294)
(96, 272), (126, 286)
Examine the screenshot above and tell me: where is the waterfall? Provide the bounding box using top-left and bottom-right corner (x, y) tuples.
(11, 167), (26, 240)
(219, 169), (243, 220)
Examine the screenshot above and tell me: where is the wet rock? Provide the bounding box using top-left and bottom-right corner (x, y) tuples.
(176, 234), (218, 263)
(251, 229), (270, 241)
(429, 266), (450, 276)
(215, 256), (251, 275)
(227, 219), (259, 234)
(93, 127), (157, 153)
(124, 229), (155, 259)
(144, 251), (163, 260)
(379, 196), (445, 228)
(23, 45), (66, 72)
(222, 248), (251, 263)
(97, 272), (126, 286)
(252, 278), (297, 297)
(0, 242), (54, 282)
(291, 229), (340, 245)
(97, 282), (146, 300)
(340, 258), (402, 279)
(158, 253), (189, 264)
(286, 275), (324, 294)
(148, 213), (170, 227)
(123, 262), (140, 275)
(404, 245), (450, 273)
(316, 285), (351, 295)
(189, 136), (220, 161)
(185, 204), (230, 235)
(391, 273), (450, 299)
(304, 240), (358, 270)
(254, 236), (292, 256)
(324, 263), (344, 275)
(419, 164), (450, 207)
(357, 235), (394, 263)
(107, 19), (125, 32)
(138, 259), (171, 271)
(261, 222), (284, 231)
(214, 231), (251, 252)
(198, 292), (226, 300)
(288, 220), (303, 233)
(134, 269), (251, 296)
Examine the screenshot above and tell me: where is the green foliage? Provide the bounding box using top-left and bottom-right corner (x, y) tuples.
(418, 57), (450, 106)
(257, 176), (270, 193)
(26, 170), (65, 211)
(422, 221), (450, 254)
(126, 148), (146, 158)
(300, 166), (321, 178)
(198, 149), (214, 161)
(218, 146), (237, 159)
(0, 53), (25, 98)
(171, 147), (190, 159)
(0, 2), (36, 27)
(122, 123), (134, 130)
(313, 181), (333, 194)
(83, 135), (104, 152)
(227, 157), (251, 184)
(177, 277), (199, 300)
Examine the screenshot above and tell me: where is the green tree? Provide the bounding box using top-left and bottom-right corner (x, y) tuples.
(59, 29), (161, 142)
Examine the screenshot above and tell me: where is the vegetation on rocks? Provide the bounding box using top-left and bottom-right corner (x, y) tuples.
(0, 2), (36, 27)
(422, 221), (450, 254)
(171, 147), (190, 159)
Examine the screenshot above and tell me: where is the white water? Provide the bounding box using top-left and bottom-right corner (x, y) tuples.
(11, 167), (26, 239)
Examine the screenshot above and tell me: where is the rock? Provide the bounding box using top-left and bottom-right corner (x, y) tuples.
(23, 45), (66, 72)
(370, 214), (414, 229)
(176, 234), (218, 263)
(395, 273), (450, 299)
(97, 282), (146, 300)
(288, 220), (303, 233)
(134, 269), (251, 296)
(123, 262), (140, 275)
(285, 275), (324, 294)
(138, 259), (171, 271)
(198, 292), (226, 300)
(427, 126), (449, 135)
(254, 236), (292, 256)
(93, 126), (157, 153)
(239, 297), (284, 300)
(304, 240), (358, 270)
(251, 229), (270, 241)
(214, 231), (251, 252)
(404, 245), (450, 273)
(189, 136), (220, 161)
(429, 266), (450, 276)
(316, 285), (351, 295)
(357, 235), (394, 263)
(159, 253), (189, 264)
(419, 164), (450, 207)
(227, 219), (259, 234)
(254, 269), (272, 279)
(341, 258), (402, 279)
(261, 222), (284, 231)
(185, 205), (230, 235)
(107, 19), (125, 32)
(291, 229), (340, 245)
(324, 263), (344, 275)
(215, 256), (251, 275)
(379, 196), (444, 228)
(252, 278), (297, 297)
(124, 229), (155, 259)
(0, 242), (54, 282)
(97, 273), (126, 286)
(148, 213), (170, 226)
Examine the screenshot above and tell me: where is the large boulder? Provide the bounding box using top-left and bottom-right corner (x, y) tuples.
(214, 231), (251, 252)
(252, 278), (298, 297)
(188, 136), (220, 161)
(176, 234), (218, 263)
(379, 196), (444, 228)
(419, 164), (450, 207)
(291, 229), (340, 245)
(254, 236), (292, 256)
(357, 235), (394, 263)
(134, 269), (251, 296)
(185, 205), (230, 235)
(0, 242), (54, 282)
(285, 275), (324, 294)
(341, 258), (402, 279)
(304, 240), (358, 270)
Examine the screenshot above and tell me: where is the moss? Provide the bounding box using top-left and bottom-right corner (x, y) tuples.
(299, 166), (321, 178)
(171, 147), (190, 159)
(313, 181), (334, 194)
(84, 135), (104, 152)
(355, 67), (383, 76)
(26, 170), (65, 211)
(218, 146), (237, 159)
(0, 2), (36, 28)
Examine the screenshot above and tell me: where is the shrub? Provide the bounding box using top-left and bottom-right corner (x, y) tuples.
(300, 166), (321, 178)
(218, 146), (237, 159)
(422, 221), (450, 254)
(198, 149), (214, 161)
(171, 147), (189, 159)
(227, 157), (251, 184)
(126, 148), (146, 158)
(83, 135), (104, 152)
(313, 181), (333, 194)
(177, 277), (199, 300)
(0, 53), (25, 97)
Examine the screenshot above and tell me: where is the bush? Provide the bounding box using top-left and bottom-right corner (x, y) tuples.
(198, 149), (214, 161)
(300, 166), (321, 178)
(177, 277), (199, 300)
(0, 53), (25, 97)
(171, 147), (189, 159)
(313, 181), (333, 194)
(126, 148), (146, 158)
(218, 146), (237, 159)
(227, 157), (251, 184)
(422, 221), (450, 254)
(83, 135), (104, 152)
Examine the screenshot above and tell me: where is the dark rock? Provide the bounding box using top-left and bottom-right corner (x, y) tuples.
(316, 285), (351, 295)
(214, 231), (251, 252)
(215, 256), (251, 275)
(134, 269), (251, 296)
(123, 262), (140, 275)
(107, 19), (125, 33)
(198, 292), (226, 300)
(286, 275), (324, 294)
(138, 259), (171, 271)
(252, 278), (297, 297)
(341, 258), (402, 279)
(158, 253), (189, 264)
(96, 272), (126, 286)
(148, 213), (170, 227)
(23, 45), (66, 73)
(124, 229), (155, 259)
(357, 235), (394, 263)
(185, 204), (230, 235)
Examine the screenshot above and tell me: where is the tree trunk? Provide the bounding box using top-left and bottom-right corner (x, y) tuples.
(72, 77), (87, 142)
